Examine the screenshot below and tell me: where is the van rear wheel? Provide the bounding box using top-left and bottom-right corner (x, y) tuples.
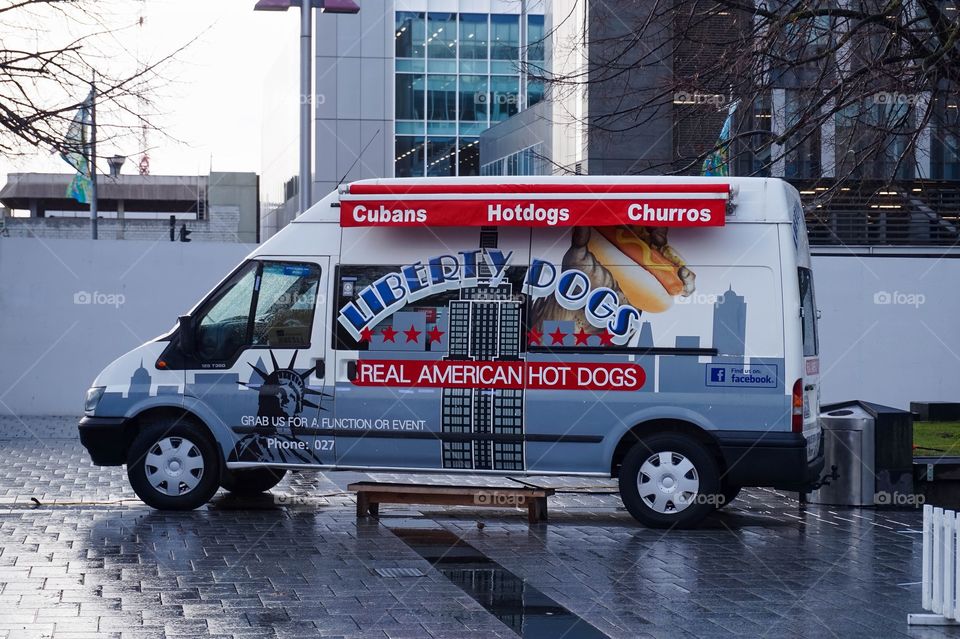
(127, 420), (220, 510)
(618, 433), (720, 528)
(220, 468), (287, 495)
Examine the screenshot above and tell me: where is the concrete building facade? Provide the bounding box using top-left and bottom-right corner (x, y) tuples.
(1, 171), (259, 243)
(260, 0), (547, 240)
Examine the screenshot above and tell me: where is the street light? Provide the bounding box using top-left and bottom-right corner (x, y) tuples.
(254, 0), (360, 216)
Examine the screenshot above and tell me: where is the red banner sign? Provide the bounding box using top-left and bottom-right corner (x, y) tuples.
(340, 183), (729, 228)
(352, 360), (646, 392)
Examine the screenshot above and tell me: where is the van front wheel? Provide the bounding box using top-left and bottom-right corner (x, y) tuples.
(127, 421), (221, 510)
(618, 433), (720, 528)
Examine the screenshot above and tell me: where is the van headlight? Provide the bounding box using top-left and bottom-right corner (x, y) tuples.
(84, 386), (105, 415)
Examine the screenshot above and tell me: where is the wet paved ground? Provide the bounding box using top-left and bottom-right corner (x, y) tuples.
(1, 417), (958, 639)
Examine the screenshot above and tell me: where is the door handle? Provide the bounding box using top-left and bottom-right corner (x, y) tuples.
(312, 358), (325, 379)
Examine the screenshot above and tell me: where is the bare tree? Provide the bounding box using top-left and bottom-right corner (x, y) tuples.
(0, 0), (180, 161)
(535, 0), (960, 185)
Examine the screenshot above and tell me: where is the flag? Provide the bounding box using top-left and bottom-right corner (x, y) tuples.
(701, 99), (739, 177)
(60, 90), (94, 204)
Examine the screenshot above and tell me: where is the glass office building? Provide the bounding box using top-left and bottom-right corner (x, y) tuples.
(394, 11), (545, 177)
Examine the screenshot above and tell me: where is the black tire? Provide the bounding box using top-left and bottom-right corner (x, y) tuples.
(618, 432), (721, 528)
(126, 419), (221, 511)
(220, 468), (287, 495)
(718, 483), (742, 508)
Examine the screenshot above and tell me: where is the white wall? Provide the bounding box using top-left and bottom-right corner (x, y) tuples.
(813, 252), (960, 410)
(0, 238), (254, 416)
(0, 238), (956, 416)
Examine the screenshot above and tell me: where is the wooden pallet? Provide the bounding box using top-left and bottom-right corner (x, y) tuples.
(348, 481), (555, 524)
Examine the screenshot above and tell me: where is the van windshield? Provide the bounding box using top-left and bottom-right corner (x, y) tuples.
(798, 267), (818, 357)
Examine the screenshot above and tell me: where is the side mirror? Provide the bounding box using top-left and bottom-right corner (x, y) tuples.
(178, 315), (195, 354)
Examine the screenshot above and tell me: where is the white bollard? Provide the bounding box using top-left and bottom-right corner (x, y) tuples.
(909, 504), (960, 625)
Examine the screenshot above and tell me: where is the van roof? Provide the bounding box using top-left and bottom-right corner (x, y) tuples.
(295, 176), (800, 226)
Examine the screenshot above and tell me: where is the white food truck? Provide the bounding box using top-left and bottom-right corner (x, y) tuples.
(79, 176), (824, 527)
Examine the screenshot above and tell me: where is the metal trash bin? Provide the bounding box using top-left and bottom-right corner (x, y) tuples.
(808, 405), (875, 506)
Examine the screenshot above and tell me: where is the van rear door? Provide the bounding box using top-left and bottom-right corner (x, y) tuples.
(798, 266), (821, 458)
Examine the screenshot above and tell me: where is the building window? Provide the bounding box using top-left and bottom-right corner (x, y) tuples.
(426, 74), (457, 121)
(480, 144), (543, 177)
(459, 14), (488, 60)
(427, 136), (457, 176)
(459, 75), (487, 121)
(784, 89), (821, 179)
(491, 14), (519, 62)
(427, 13), (456, 60)
(933, 95), (960, 180)
(395, 136), (426, 177)
(396, 12), (425, 59)
(458, 138), (480, 176)
(490, 75), (520, 122)
(396, 74), (425, 121)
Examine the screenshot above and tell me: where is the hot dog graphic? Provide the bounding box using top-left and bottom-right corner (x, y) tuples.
(531, 226), (696, 335)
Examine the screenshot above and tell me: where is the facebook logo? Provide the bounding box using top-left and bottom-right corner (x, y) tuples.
(709, 367), (726, 383)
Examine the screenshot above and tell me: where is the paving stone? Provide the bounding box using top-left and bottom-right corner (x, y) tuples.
(0, 418), (939, 638)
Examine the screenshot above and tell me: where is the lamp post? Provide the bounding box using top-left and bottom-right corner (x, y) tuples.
(254, 0), (360, 215)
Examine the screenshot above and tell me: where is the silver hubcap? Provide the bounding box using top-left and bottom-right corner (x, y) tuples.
(638, 451), (700, 514)
(144, 437), (205, 496)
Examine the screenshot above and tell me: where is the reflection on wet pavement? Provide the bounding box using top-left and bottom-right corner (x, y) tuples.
(391, 526), (612, 638)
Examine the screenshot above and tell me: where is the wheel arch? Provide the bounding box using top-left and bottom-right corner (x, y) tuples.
(124, 405), (222, 461)
(609, 418), (726, 479)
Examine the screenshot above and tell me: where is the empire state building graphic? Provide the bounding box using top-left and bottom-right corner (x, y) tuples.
(441, 230), (525, 471)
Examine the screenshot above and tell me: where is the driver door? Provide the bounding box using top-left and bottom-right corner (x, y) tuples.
(185, 257), (334, 467)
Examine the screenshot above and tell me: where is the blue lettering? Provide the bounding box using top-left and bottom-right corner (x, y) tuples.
(402, 262), (428, 296)
(339, 302), (372, 333)
(358, 287), (384, 315)
(373, 273), (406, 307)
(608, 306), (641, 337)
(523, 259), (557, 295)
(460, 250), (481, 279)
(483, 249), (513, 285)
(585, 287), (618, 326)
(428, 255), (459, 285)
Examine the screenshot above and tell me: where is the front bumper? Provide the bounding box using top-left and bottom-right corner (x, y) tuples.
(78, 416), (130, 466)
(716, 430), (825, 490)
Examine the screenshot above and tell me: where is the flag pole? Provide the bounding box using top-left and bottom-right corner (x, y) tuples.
(89, 73), (99, 240)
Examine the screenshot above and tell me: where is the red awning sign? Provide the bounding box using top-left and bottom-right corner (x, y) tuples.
(340, 183), (729, 228)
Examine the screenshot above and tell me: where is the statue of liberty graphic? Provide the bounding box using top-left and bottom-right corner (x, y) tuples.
(228, 350), (329, 464)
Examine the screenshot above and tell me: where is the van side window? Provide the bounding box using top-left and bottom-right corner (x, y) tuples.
(333, 264), (528, 355)
(196, 262), (258, 362)
(798, 267), (818, 357)
(251, 263), (321, 348)
(194, 261), (320, 362)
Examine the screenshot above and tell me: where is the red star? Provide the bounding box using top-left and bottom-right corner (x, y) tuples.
(403, 325), (422, 343)
(548, 327), (567, 345)
(359, 327), (374, 342)
(598, 330), (615, 346)
(426, 327), (445, 344)
(380, 326), (397, 342)
(527, 328), (543, 346)
(573, 329), (591, 345)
